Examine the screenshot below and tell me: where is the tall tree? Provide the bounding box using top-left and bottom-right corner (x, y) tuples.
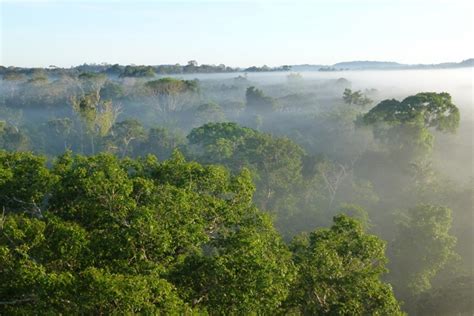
(287, 214), (403, 315)
(389, 204), (457, 300)
(360, 92), (459, 161)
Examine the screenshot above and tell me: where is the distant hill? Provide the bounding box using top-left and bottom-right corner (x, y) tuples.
(289, 64), (326, 71)
(290, 59), (474, 71)
(458, 58), (474, 67)
(333, 61), (403, 70)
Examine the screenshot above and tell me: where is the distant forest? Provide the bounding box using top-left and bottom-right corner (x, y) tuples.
(2, 58), (471, 79)
(0, 66), (472, 315)
(0, 61), (291, 78)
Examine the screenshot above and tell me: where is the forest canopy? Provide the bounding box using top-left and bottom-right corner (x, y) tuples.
(0, 67), (472, 315)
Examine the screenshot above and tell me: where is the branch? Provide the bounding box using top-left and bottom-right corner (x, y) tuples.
(0, 207), (5, 230)
(0, 297), (35, 305)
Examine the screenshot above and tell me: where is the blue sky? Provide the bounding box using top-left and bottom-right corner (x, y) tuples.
(1, 0), (472, 67)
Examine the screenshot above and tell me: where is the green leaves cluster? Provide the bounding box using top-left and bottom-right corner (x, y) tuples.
(389, 204), (457, 296)
(188, 122), (305, 210)
(287, 215), (403, 315)
(0, 151), (402, 314)
(246, 86), (279, 113)
(343, 88), (373, 107)
(0, 151), (290, 314)
(360, 92), (460, 160)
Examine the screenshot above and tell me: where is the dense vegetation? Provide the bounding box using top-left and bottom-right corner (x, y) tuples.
(1, 67), (472, 314)
(0, 61), (291, 80)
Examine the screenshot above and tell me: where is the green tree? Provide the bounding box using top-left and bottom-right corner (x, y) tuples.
(120, 65), (155, 78)
(343, 88), (373, 107)
(187, 122), (305, 210)
(246, 86), (279, 114)
(100, 80), (125, 100)
(360, 92), (459, 161)
(71, 92), (120, 154)
(0, 151), (297, 314)
(0, 123), (29, 152)
(43, 118), (74, 153)
(415, 275), (473, 316)
(287, 215), (403, 315)
(0, 151), (53, 213)
(138, 127), (185, 160)
(193, 102), (225, 127)
(104, 119), (146, 157)
(389, 204), (457, 299)
(145, 77), (199, 114)
(172, 211), (295, 314)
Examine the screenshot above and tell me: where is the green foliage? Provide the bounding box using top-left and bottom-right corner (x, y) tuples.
(172, 213), (295, 314)
(139, 127), (186, 160)
(144, 78), (199, 113)
(287, 215), (403, 315)
(104, 119), (146, 157)
(71, 92), (119, 154)
(389, 204), (457, 297)
(338, 203), (371, 229)
(194, 102), (225, 127)
(2, 72), (26, 82)
(188, 122), (256, 148)
(100, 80), (125, 100)
(0, 151), (298, 314)
(246, 86), (279, 113)
(0, 65), (469, 315)
(363, 93), (460, 133)
(0, 123), (29, 152)
(360, 92), (460, 161)
(415, 275), (473, 316)
(0, 151), (53, 212)
(145, 77), (199, 95)
(362, 92), (459, 133)
(343, 88), (373, 106)
(188, 122), (305, 210)
(72, 94), (118, 137)
(120, 65), (156, 78)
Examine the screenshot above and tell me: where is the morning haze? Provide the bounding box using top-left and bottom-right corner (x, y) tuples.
(0, 0), (473, 315)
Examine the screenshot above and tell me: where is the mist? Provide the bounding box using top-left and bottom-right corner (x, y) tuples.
(1, 65), (473, 315)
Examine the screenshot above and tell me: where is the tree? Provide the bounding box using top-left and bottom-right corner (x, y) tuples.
(343, 88), (373, 107)
(415, 275), (473, 316)
(144, 78), (199, 114)
(44, 118), (74, 153)
(389, 204), (457, 299)
(362, 93), (459, 132)
(360, 92), (460, 161)
(78, 72), (107, 99)
(172, 212), (295, 314)
(245, 86), (278, 114)
(0, 151), (297, 314)
(0, 123), (29, 152)
(100, 80), (125, 100)
(193, 102), (225, 127)
(187, 122), (305, 210)
(0, 151), (52, 213)
(315, 158), (349, 208)
(183, 60), (198, 73)
(137, 127), (186, 160)
(187, 122), (256, 150)
(104, 119), (145, 158)
(286, 215), (403, 315)
(287, 72), (303, 85)
(71, 92), (120, 154)
(120, 65), (155, 78)
(2, 72), (26, 99)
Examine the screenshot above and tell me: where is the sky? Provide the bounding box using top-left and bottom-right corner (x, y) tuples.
(1, 0), (473, 67)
